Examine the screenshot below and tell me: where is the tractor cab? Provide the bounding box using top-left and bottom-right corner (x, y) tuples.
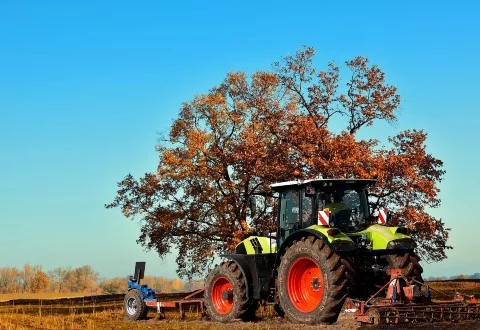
(271, 178), (377, 246)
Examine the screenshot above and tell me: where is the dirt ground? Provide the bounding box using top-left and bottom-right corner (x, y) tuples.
(127, 312), (480, 330)
(1, 304), (479, 329)
(1, 282), (479, 330)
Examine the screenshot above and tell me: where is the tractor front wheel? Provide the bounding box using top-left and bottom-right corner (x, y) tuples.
(388, 251), (424, 282)
(204, 261), (256, 322)
(124, 289), (148, 321)
(277, 236), (352, 324)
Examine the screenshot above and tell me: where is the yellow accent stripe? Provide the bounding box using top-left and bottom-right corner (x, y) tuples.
(257, 236), (277, 253)
(243, 240), (255, 254)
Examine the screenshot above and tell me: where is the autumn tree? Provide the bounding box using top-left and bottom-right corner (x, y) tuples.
(47, 267), (70, 293)
(0, 267), (21, 294)
(107, 47), (450, 278)
(47, 265), (99, 293)
(171, 278), (186, 292)
(76, 265), (99, 292)
(100, 277), (126, 294)
(31, 271), (50, 293)
(19, 264), (43, 293)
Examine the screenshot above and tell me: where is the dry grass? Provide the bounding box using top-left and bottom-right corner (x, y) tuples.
(427, 280), (480, 300)
(0, 299), (351, 330)
(0, 309), (122, 330)
(0, 308), (340, 330)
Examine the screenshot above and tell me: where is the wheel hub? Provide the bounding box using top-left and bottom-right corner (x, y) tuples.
(211, 276), (234, 314)
(221, 289), (233, 301)
(311, 277), (321, 291)
(126, 297), (137, 315)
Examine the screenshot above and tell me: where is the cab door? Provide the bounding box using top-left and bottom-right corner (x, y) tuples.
(278, 189), (299, 246)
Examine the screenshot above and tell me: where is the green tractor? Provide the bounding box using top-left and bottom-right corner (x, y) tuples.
(204, 178), (423, 324)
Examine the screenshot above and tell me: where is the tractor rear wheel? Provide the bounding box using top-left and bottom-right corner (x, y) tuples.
(277, 236), (352, 324)
(273, 303), (285, 317)
(124, 289), (148, 321)
(204, 261), (256, 322)
(388, 251), (423, 282)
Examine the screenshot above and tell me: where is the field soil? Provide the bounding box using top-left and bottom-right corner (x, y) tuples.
(0, 281), (479, 329)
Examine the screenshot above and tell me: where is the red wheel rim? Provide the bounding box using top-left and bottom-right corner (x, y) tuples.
(287, 257), (324, 313)
(211, 276), (233, 314)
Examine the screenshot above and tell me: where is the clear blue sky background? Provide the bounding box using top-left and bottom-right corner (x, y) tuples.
(0, 1), (479, 280)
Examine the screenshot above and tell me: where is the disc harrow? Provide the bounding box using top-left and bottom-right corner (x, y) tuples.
(358, 301), (480, 325)
(354, 269), (480, 325)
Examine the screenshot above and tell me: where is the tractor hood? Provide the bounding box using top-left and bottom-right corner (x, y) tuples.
(348, 224), (414, 250)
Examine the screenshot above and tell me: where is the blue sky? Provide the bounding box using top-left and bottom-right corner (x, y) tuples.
(0, 1), (479, 279)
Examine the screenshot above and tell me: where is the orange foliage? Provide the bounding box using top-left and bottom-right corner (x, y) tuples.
(107, 47), (449, 278)
(31, 271), (50, 293)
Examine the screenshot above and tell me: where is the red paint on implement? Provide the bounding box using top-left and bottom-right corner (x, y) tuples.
(287, 257), (324, 313)
(211, 276), (233, 314)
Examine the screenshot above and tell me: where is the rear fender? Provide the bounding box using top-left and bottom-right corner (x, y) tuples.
(235, 236), (277, 255)
(275, 227), (356, 268)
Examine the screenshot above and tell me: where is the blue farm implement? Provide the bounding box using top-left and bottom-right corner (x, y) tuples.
(124, 262), (205, 321)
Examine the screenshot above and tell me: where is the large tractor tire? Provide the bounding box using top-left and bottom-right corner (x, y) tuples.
(124, 289), (148, 321)
(277, 236), (353, 324)
(388, 251), (424, 282)
(273, 303), (285, 317)
(204, 261), (257, 322)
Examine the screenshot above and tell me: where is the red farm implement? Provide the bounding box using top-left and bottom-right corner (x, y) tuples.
(352, 268), (480, 325)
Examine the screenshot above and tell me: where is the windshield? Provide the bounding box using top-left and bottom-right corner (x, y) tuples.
(276, 185), (371, 242)
(317, 188), (369, 231)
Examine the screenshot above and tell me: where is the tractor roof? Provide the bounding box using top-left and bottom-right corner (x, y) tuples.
(270, 178), (377, 191)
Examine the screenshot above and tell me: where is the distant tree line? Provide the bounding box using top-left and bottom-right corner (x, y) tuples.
(100, 276), (203, 294)
(0, 264), (203, 294)
(1, 264), (477, 294)
(425, 273), (480, 281)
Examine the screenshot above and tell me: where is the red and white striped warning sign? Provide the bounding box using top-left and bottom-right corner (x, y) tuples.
(377, 208), (387, 225)
(318, 209), (330, 226)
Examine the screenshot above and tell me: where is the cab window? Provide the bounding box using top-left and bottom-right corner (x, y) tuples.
(280, 189), (299, 227)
